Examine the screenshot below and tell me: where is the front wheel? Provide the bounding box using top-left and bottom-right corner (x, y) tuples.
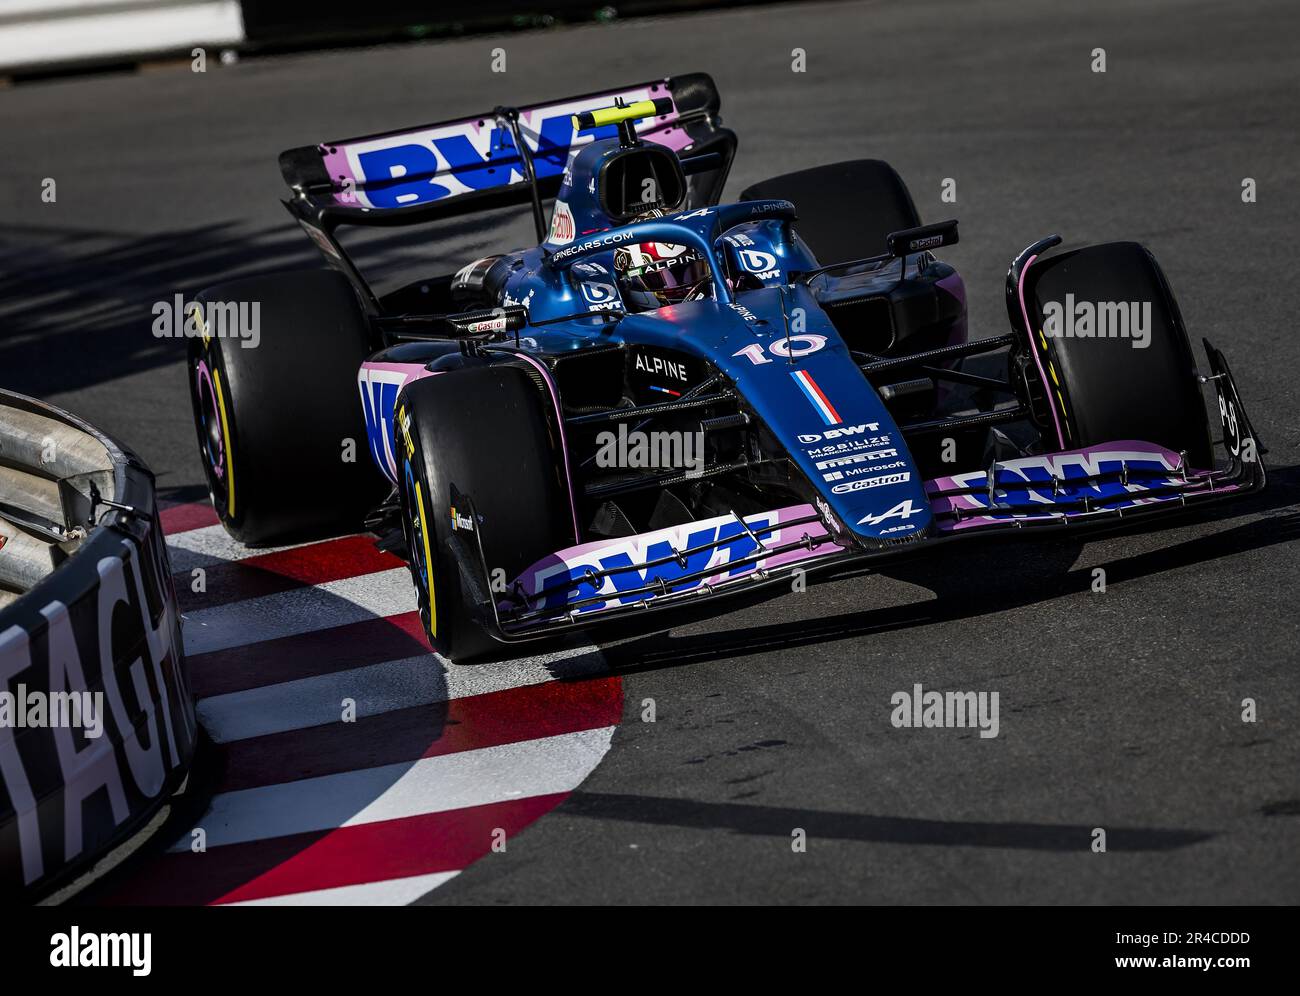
(396, 364), (573, 663)
(1019, 241), (1213, 467)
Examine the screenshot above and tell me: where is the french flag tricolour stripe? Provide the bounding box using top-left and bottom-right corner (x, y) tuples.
(791, 369), (842, 425)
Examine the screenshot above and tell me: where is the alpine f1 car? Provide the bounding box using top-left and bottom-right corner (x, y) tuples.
(186, 73), (1264, 662)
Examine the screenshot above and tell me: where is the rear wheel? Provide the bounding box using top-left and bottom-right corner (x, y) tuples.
(186, 269), (387, 545)
(396, 365), (572, 663)
(740, 159), (921, 265)
(1021, 241), (1212, 466)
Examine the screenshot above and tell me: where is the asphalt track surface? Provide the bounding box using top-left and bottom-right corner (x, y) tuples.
(4, 0), (1299, 904)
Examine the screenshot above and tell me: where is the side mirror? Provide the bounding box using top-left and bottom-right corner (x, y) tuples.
(887, 219), (959, 257)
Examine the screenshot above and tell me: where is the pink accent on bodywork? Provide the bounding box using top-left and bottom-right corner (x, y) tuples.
(320, 146), (359, 201)
(934, 270), (968, 407)
(924, 440), (1230, 532)
(510, 504), (832, 610)
(321, 81), (693, 208)
(358, 361), (441, 483)
(1018, 254), (1066, 449)
(360, 361), (441, 383)
(936, 271), (968, 348)
(508, 352), (582, 544)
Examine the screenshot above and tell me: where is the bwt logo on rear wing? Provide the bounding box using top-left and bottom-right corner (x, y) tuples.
(311, 81), (696, 211)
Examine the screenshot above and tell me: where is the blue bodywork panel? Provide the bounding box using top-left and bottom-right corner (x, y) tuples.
(492, 180), (934, 542)
(363, 135), (938, 543)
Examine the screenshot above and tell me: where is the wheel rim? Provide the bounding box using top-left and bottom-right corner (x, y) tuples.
(194, 357), (236, 515)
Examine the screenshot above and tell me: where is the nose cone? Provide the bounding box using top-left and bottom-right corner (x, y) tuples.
(641, 287), (934, 545)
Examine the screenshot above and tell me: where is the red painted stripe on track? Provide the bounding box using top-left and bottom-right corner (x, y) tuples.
(102, 794), (567, 906)
(176, 535), (405, 611)
(217, 675), (624, 791)
(215, 793), (569, 905)
(159, 501), (220, 534)
(186, 611), (430, 700)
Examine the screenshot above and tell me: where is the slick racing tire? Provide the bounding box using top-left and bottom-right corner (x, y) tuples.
(396, 364), (572, 663)
(741, 159), (921, 266)
(186, 269), (387, 545)
(1022, 241), (1213, 468)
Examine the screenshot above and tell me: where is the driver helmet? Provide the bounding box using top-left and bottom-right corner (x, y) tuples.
(613, 209), (712, 311)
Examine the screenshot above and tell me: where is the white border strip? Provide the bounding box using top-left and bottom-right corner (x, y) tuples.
(171, 727), (616, 850)
(0, 1), (245, 73)
(222, 870), (460, 906)
(182, 568), (417, 655)
(197, 643), (607, 743)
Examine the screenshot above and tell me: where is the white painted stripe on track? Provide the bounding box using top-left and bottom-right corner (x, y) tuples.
(162, 522), (618, 908)
(197, 643), (607, 743)
(221, 871), (460, 906)
(170, 726), (616, 851)
(182, 568), (417, 655)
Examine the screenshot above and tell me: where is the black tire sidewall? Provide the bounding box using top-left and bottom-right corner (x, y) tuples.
(396, 364), (571, 662)
(740, 159), (921, 265)
(1028, 243), (1213, 467)
(185, 270), (386, 544)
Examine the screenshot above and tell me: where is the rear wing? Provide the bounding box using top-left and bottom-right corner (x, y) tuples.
(280, 73), (734, 231)
(279, 72), (735, 314)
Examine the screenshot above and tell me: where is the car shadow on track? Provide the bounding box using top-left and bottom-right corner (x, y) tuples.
(558, 791), (1212, 851)
(71, 518), (614, 906)
(61, 524), (462, 905)
(71, 466), (1294, 902)
(597, 463), (1300, 674)
(0, 212), (528, 399)
(545, 472), (1300, 863)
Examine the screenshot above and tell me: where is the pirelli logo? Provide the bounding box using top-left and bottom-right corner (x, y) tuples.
(814, 448), (898, 470)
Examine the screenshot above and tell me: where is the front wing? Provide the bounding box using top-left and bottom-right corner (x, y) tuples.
(450, 340), (1264, 644)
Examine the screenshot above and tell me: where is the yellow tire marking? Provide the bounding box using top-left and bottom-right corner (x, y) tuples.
(398, 403), (414, 459)
(1036, 328), (1074, 444)
(191, 305), (211, 349)
(414, 479), (437, 637)
(1056, 389), (1073, 438)
(213, 368), (236, 517)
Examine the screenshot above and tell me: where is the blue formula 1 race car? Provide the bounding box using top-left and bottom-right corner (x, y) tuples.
(186, 73), (1264, 662)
